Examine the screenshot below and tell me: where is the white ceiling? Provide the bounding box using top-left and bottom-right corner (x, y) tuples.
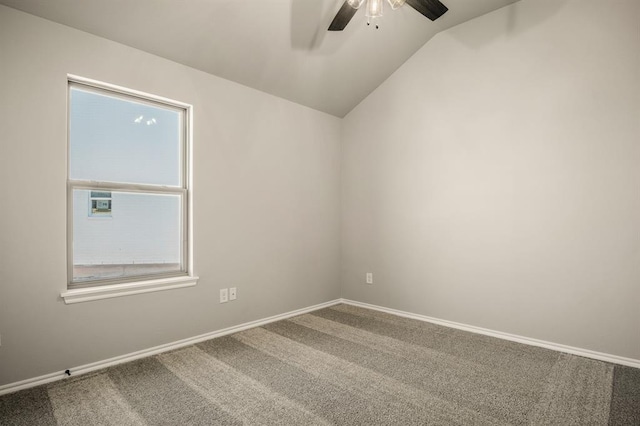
(0, 0), (518, 117)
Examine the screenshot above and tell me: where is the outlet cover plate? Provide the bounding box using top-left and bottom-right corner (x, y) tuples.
(220, 288), (228, 303)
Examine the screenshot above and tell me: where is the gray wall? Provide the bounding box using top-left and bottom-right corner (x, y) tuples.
(342, 0), (640, 360)
(0, 5), (341, 386)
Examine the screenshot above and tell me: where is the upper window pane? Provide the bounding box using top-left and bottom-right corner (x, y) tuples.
(69, 85), (182, 186)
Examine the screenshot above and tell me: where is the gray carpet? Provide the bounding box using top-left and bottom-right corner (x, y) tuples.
(1, 304), (638, 425)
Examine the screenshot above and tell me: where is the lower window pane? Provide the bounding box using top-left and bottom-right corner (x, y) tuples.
(73, 189), (182, 283)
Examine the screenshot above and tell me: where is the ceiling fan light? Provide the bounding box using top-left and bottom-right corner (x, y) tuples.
(347, 0), (366, 9)
(386, 0), (406, 10)
(365, 0), (384, 18)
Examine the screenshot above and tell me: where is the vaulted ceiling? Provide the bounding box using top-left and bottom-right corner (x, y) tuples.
(0, 0), (518, 117)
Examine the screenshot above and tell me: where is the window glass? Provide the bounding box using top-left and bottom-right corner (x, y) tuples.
(68, 80), (189, 287)
(72, 190), (182, 282)
(69, 87), (182, 186)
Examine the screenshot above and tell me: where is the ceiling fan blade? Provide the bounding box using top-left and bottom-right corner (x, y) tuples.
(405, 0), (448, 21)
(328, 1), (358, 31)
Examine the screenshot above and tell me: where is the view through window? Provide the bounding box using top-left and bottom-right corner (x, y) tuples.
(68, 79), (189, 286)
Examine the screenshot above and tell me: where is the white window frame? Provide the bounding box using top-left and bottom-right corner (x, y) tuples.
(61, 75), (197, 304)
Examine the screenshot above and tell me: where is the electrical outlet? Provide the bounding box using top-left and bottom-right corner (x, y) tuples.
(220, 288), (228, 303)
(366, 273), (373, 284)
(229, 287), (237, 301)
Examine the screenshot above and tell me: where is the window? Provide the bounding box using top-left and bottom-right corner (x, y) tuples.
(64, 76), (196, 302)
(89, 191), (112, 217)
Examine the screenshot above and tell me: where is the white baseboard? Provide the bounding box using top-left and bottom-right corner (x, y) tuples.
(0, 299), (342, 396)
(3, 297), (637, 396)
(340, 299), (640, 369)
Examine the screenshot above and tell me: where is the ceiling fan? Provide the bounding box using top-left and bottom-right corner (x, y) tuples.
(328, 0), (448, 31)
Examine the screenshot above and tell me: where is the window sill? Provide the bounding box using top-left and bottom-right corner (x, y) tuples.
(60, 275), (198, 304)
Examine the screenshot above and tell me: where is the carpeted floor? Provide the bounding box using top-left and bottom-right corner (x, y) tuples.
(1, 304), (638, 425)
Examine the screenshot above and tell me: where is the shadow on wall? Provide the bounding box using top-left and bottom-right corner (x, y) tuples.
(448, 0), (567, 49)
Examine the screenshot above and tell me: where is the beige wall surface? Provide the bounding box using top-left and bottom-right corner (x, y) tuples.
(0, 5), (341, 386)
(341, 0), (640, 360)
